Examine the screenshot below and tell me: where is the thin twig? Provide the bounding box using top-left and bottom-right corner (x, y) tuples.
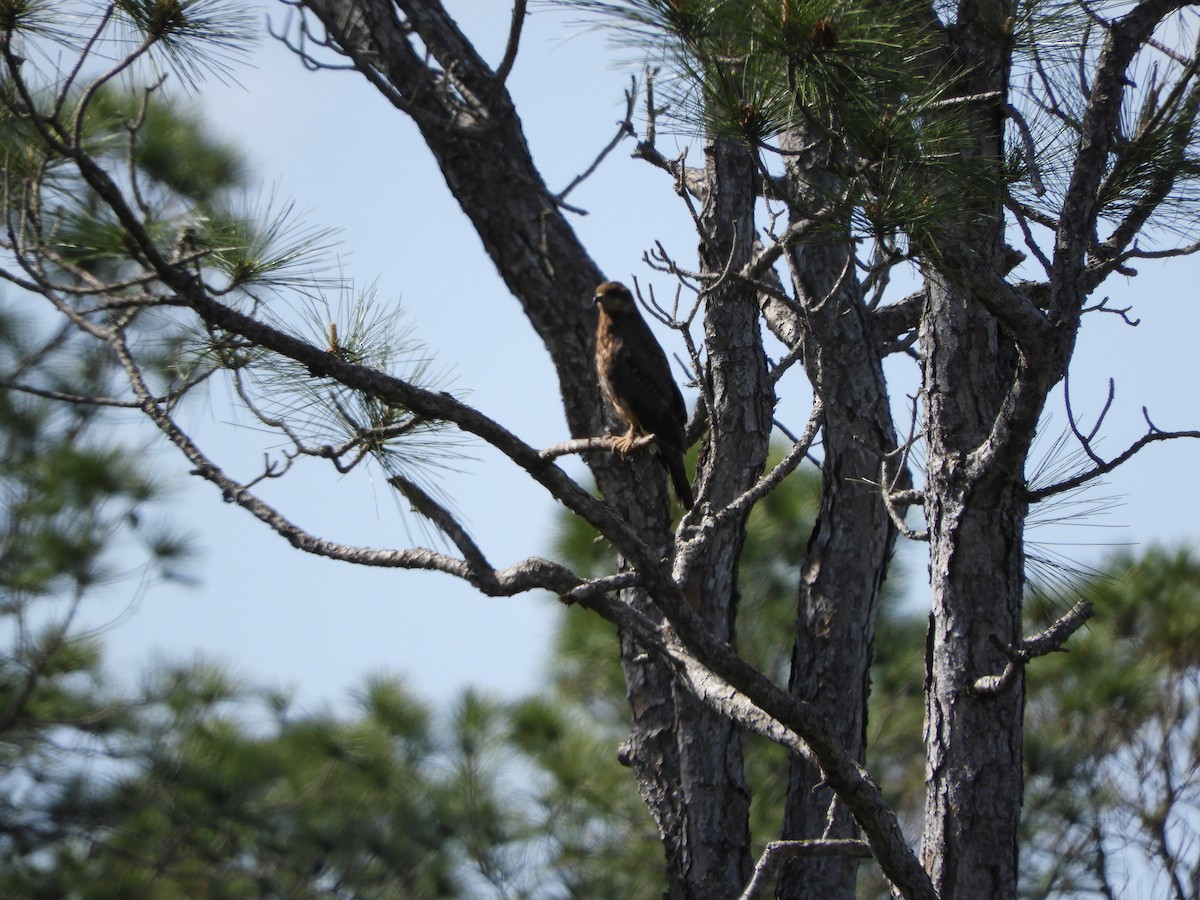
(555, 74), (637, 209)
(1027, 407), (1200, 502)
(493, 0), (527, 86)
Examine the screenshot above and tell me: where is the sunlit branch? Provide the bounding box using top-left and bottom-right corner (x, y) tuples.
(539, 433), (656, 461)
(971, 599), (1094, 695)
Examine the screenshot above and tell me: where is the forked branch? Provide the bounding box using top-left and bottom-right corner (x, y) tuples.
(971, 599), (1095, 695)
(1030, 398), (1200, 502)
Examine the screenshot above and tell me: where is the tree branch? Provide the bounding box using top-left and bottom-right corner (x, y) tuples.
(539, 433), (655, 461)
(492, 0), (527, 86)
(971, 599), (1094, 695)
(707, 398), (823, 531)
(739, 839), (873, 900)
(1026, 407), (1200, 501)
(553, 74), (637, 212)
(1050, 0), (1196, 330)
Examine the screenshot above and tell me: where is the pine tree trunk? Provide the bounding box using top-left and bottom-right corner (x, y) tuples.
(919, 275), (1026, 899)
(914, 4), (1033, 894)
(294, 7), (764, 896)
(777, 341), (897, 900)
(656, 134), (772, 898)
(771, 133), (901, 900)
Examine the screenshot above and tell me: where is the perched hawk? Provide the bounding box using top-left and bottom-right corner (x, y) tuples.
(593, 281), (694, 510)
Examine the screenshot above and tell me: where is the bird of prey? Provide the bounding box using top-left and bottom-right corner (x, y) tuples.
(593, 281), (694, 510)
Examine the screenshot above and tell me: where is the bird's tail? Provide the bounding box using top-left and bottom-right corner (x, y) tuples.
(661, 453), (694, 510)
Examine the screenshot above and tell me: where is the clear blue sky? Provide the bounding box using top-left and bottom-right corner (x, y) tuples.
(83, 1), (1200, 713)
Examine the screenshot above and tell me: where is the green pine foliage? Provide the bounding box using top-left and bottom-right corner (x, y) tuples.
(1019, 548), (1200, 899)
(0, 0), (460, 527)
(0, 666), (477, 898)
(563, 0), (991, 254)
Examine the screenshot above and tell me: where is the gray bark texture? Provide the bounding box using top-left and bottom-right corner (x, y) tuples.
(672, 136), (774, 895)
(772, 133), (901, 900)
(916, 5), (1033, 897)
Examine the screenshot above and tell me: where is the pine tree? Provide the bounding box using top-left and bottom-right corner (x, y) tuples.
(1, 3), (1198, 898)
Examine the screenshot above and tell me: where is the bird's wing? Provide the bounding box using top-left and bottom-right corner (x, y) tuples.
(606, 320), (687, 448)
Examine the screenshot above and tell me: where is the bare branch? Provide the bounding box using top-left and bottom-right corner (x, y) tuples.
(1065, 372), (1116, 458)
(739, 840), (874, 900)
(554, 74), (637, 211)
(389, 473), (492, 576)
(869, 288), (925, 352)
(493, 0), (527, 86)
(1004, 101), (1047, 197)
(539, 432), (655, 461)
(1098, 234), (1200, 270)
(971, 600), (1095, 695)
(0, 380), (141, 409)
(742, 214), (826, 282)
(631, 68), (709, 199)
(1081, 295), (1140, 326)
(1005, 197), (1055, 277)
(878, 470), (929, 542)
(1027, 407), (1200, 501)
(707, 398), (824, 531)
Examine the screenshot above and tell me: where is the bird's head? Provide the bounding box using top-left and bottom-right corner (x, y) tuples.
(593, 281), (637, 315)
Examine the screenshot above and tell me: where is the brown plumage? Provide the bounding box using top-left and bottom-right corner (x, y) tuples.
(593, 281), (694, 510)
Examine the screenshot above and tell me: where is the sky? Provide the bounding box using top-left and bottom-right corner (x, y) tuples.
(68, 1), (1200, 716)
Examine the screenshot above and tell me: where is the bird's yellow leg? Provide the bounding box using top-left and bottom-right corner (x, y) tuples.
(613, 426), (640, 459)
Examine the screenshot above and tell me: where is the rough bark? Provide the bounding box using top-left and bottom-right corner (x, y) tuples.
(663, 136), (773, 897)
(918, 3), (1029, 897)
(919, 273), (1027, 900)
(757, 125), (901, 900)
(777, 262), (898, 899)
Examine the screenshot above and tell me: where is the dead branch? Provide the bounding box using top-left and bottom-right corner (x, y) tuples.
(971, 599), (1094, 695)
(493, 0), (527, 86)
(1080, 295), (1140, 326)
(539, 432), (656, 461)
(739, 839), (874, 900)
(553, 74), (637, 212)
(707, 398), (824, 531)
(1036, 369), (1200, 503)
